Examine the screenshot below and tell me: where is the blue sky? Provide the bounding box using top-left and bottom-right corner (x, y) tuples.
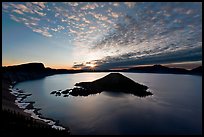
(2, 2), (202, 69)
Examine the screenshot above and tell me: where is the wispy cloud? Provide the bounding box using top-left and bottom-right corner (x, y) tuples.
(67, 15), (80, 21)
(10, 14), (21, 22)
(124, 2), (136, 8)
(32, 28), (52, 37)
(89, 12), (108, 21)
(50, 25), (65, 32)
(34, 10), (46, 16)
(6, 3), (47, 16)
(112, 2), (120, 7)
(67, 2), (79, 7)
(88, 2), (202, 69)
(12, 9), (24, 14)
(82, 17), (91, 24)
(32, 2), (47, 9)
(2, 2), (202, 69)
(81, 3), (98, 10)
(108, 11), (122, 18)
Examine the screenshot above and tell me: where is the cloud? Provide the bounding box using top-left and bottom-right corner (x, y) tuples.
(124, 2), (136, 8)
(81, 3), (98, 10)
(72, 63), (84, 69)
(68, 2), (79, 7)
(72, 61), (98, 70)
(112, 2), (120, 7)
(88, 3), (202, 69)
(108, 12), (122, 18)
(89, 12), (109, 22)
(2, 3), (10, 9)
(93, 44), (202, 70)
(10, 3), (36, 14)
(3, 2), (202, 68)
(34, 10), (46, 16)
(9, 13), (41, 32)
(29, 16), (40, 21)
(32, 2), (46, 9)
(186, 9), (194, 15)
(82, 17), (91, 24)
(89, 26), (96, 29)
(12, 9), (24, 14)
(69, 28), (78, 35)
(10, 14), (21, 22)
(32, 28), (52, 37)
(67, 15), (80, 21)
(8, 3), (47, 17)
(4, 2), (111, 39)
(50, 25), (65, 32)
(51, 28), (58, 32)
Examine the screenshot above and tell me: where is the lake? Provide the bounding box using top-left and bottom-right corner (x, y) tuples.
(14, 72), (202, 135)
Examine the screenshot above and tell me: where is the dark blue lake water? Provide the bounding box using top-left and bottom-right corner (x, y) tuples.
(14, 72), (202, 135)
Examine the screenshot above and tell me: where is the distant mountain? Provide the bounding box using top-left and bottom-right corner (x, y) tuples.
(124, 64), (202, 75)
(2, 63), (202, 83)
(3, 63), (45, 73)
(189, 66), (202, 75)
(2, 63), (83, 83)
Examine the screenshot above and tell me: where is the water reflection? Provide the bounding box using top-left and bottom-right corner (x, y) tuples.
(14, 73), (202, 135)
(102, 91), (127, 98)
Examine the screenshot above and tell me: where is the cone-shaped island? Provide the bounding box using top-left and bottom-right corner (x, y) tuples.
(69, 73), (152, 97)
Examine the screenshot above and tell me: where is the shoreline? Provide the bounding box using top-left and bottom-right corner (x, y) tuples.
(10, 82), (69, 131)
(2, 79), (71, 135)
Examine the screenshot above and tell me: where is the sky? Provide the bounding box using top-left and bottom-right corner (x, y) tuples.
(2, 2), (202, 70)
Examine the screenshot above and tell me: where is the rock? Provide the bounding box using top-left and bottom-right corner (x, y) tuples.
(18, 90), (24, 93)
(70, 73), (152, 97)
(61, 89), (71, 94)
(70, 87), (97, 96)
(63, 95), (69, 97)
(55, 92), (61, 96)
(50, 91), (57, 94)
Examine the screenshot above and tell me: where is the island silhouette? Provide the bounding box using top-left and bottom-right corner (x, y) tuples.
(51, 73), (153, 97)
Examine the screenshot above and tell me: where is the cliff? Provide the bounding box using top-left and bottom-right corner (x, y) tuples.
(2, 63), (82, 83)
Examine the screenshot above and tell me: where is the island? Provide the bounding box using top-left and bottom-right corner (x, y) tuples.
(68, 73), (152, 97)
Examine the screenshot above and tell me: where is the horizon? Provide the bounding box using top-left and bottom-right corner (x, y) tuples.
(2, 61), (202, 70)
(2, 2), (202, 70)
